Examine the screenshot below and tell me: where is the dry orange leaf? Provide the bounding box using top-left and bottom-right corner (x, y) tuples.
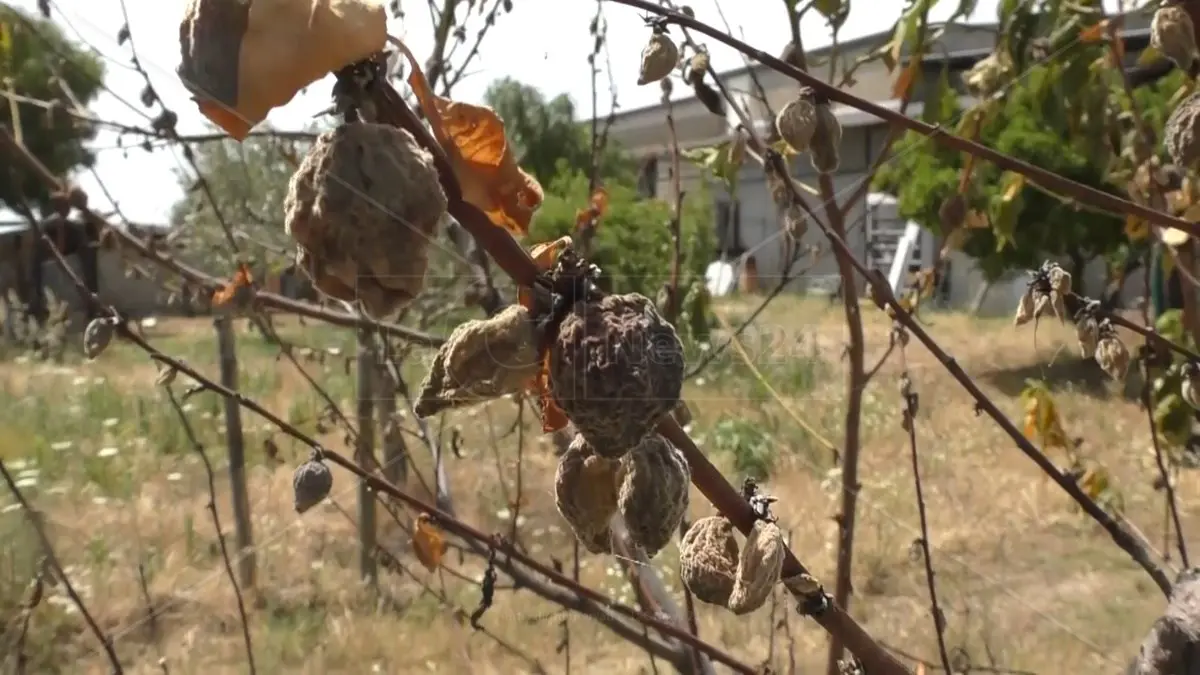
(573, 187), (610, 232)
(391, 38), (543, 236)
(514, 236), (574, 432)
(412, 513), (447, 572)
(534, 349), (570, 432)
(517, 236), (573, 311)
(1079, 20), (1109, 44)
(891, 59), (920, 99)
(212, 262), (254, 307)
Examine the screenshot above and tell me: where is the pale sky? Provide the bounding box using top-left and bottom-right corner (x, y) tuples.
(7, 0), (1117, 225)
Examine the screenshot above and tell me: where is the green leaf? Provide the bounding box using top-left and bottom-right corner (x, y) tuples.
(1138, 45), (1162, 66)
(680, 141), (741, 194)
(1156, 309), (1186, 345)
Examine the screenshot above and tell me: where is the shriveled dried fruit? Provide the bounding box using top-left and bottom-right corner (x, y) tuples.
(1048, 265), (1072, 297)
(617, 434), (690, 557)
(1013, 289), (1036, 326)
(728, 521), (785, 614)
(686, 50), (709, 85)
(775, 91), (818, 154)
(83, 318), (114, 359)
(679, 515), (739, 606)
(555, 434), (621, 554)
(1152, 5), (1198, 76)
(1165, 92), (1200, 169)
(284, 122), (447, 318)
(1076, 315), (1100, 359)
(414, 304), (542, 418)
(550, 293), (685, 452)
(810, 101), (842, 174)
(1095, 332), (1130, 381)
(293, 455), (333, 514)
(639, 33), (678, 86)
(1183, 364), (1200, 411)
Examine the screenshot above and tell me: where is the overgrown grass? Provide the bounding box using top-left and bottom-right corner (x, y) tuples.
(0, 297), (1189, 673)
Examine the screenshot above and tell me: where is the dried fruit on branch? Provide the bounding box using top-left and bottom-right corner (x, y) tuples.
(679, 515), (739, 606)
(292, 456), (333, 514)
(1183, 363), (1200, 411)
(1077, 314), (1100, 359)
(775, 91), (818, 154)
(83, 318), (114, 359)
(555, 434), (621, 554)
(1152, 5), (1199, 77)
(617, 434), (690, 557)
(412, 513), (447, 571)
(414, 304), (542, 418)
(639, 33), (679, 85)
(1095, 326), (1131, 381)
(810, 100), (843, 174)
(393, 39), (543, 236)
(550, 293), (685, 451)
(177, 0), (387, 140)
(1165, 92), (1200, 170)
(728, 521), (785, 615)
(284, 122), (447, 318)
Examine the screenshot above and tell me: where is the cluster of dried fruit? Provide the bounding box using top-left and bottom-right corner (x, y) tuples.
(283, 122), (448, 318)
(1014, 262), (1131, 381)
(555, 432), (690, 556)
(774, 86), (843, 174)
(1013, 261), (1071, 326)
(678, 515), (785, 614)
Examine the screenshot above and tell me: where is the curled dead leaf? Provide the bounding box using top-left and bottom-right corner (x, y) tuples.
(412, 513), (447, 571)
(391, 37), (543, 236)
(212, 262), (254, 308)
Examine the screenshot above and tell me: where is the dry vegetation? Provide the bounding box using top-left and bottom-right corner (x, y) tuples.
(0, 296), (1185, 674)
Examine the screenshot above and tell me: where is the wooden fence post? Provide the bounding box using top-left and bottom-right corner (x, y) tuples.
(374, 363), (408, 487)
(214, 316), (255, 589)
(356, 328), (378, 585)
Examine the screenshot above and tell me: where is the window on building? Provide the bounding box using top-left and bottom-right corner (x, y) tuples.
(637, 156), (658, 199)
(715, 199), (744, 258)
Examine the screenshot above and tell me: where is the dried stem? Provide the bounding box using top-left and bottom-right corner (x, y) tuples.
(1140, 354), (1190, 568)
(899, 353), (953, 673)
(163, 387), (258, 674)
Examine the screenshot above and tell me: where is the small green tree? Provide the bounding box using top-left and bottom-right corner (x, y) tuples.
(528, 163), (715, 301)
(483, 77), (636, 186)
(874, 62), (1140, 283)
(0, 6), (104, 211)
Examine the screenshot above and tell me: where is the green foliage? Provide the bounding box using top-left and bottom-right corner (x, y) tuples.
(527, 166), (715, 302)
(1149, 309), (1199, 449)
(483, 77), (636, 186)
(0, 6), (104, 211)
(701, 415), (774, 481)
(874, 57), (1139, 280)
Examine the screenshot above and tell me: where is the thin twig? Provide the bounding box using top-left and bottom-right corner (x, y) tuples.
(164, 387), (258, 674)
(1140, 353), (1190, 567)
(898, 347), (953, 673)
(0, 461), (123, 674)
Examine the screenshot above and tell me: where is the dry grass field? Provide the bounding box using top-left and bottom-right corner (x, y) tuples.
(0, 295), (1189, 674)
